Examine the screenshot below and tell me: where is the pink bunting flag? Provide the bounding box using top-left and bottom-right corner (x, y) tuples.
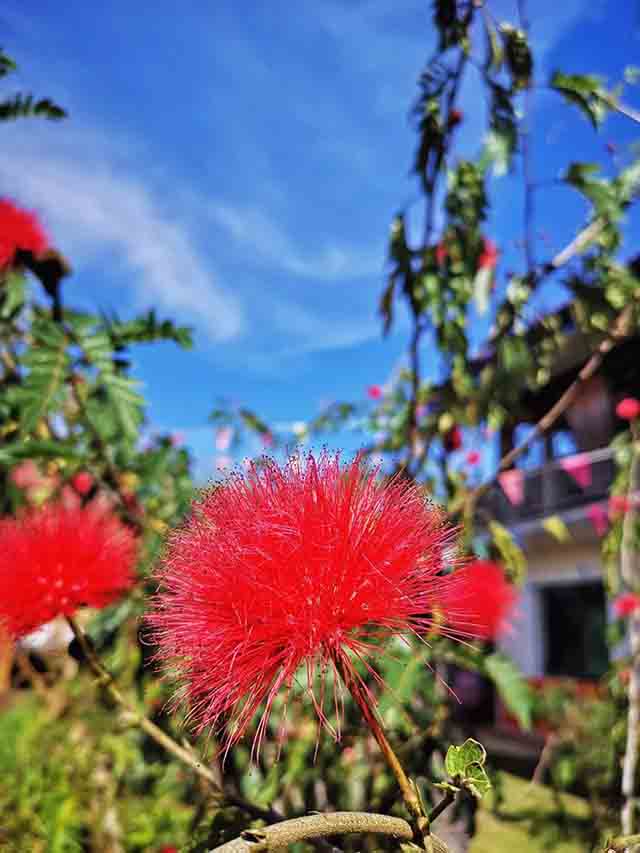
(560, 453), (592, 489)
(586, 503), (608, 537)
(215, 426), (233, 451)
(498, 469), (524, 505)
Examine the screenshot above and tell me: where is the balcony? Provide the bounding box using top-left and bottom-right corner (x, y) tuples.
(478, 446), (615, 526)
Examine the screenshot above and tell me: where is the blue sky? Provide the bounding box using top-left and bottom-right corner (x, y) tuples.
(1, 1), (638, 479)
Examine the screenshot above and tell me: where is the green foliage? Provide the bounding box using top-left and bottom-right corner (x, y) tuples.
(483, 653), (533, 731)
(444, 738), (491, 799)
(550, 72), (612, 128)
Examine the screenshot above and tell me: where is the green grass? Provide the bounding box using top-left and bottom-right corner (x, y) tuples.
(471, 772), (592, 853)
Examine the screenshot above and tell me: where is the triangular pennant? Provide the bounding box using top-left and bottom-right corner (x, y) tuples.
(560, 453), (592, 489)
(498, 469), (524, 505)
(542, 515), (572, 543)
(215, 426), (233, 451)
(586, 503), (608, 537)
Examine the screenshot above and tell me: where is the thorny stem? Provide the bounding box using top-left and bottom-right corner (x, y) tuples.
(65, 616), (281, 825)
(621, 424), (640, 840)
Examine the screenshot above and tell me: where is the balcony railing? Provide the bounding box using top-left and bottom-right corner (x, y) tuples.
(478, 446), (615, 525)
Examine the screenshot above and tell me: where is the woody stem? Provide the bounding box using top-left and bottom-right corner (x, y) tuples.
(336, 658), (432, 849)
(65, 615), (280, 824)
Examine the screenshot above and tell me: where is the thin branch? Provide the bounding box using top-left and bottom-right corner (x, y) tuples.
(621, 424), (640, 838)
(465, 295), (637, 511)
(65, 616), (280, 824)
(517, 0), (535, 276)
(428, 789), (457, 824)
(208, 811), (450, 853)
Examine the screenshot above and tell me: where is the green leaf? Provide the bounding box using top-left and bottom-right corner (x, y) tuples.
(500, 25), (532, 90)
(17, 318), (69, 435)
(483, 652), (533, 730)
(483, 18), (503, 72)
(74, 326), (144, 442)
(0, 93), (66, 122)
(0, 51), (17, 77)
(444, 739), (491, 799)
(550, 71), (609, 128)
(0, 270), (26, 318)
(487, 519), (527, 583)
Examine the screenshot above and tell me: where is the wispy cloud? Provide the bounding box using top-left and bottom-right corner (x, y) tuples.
(210, 202), (384, 280)
(0, 133), (243, 341)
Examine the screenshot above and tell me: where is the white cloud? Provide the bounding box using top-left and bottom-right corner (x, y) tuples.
(270, 297), (382, 353)
(210, 202), (384, 280)
(0, 136), (243, 341)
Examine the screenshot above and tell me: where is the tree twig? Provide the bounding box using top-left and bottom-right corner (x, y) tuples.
(208, 811), (450, 853)
(65, 615), (280, 824)
(621, 424), (640, 839)
(465, 295), (638, 513)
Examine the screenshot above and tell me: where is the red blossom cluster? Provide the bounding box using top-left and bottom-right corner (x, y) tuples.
(478, 238), (498, 271)
(441, 559), (517, 641)
(448, 108), (463, 128)
(614, 592), (640, 619)
(147, 452), (465, 750)
(443, 425), (462, 453)
(0, 198), (49, 269)
(616, 397), (640, 420)
(0, 503), (137, 639)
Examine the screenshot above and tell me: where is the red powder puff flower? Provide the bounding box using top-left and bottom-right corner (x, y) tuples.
(443, 425), (462, 453)
(616, 398), (640, 421)
(478, 237), (498, 271)
(147, 452), (463, 752)
(609, 494), (632, 518)
(441, 560), (517, 641)
(72, 471), (93, 496)
(367, 384), (383, 400)
(466, 450), (481, 466)
(10, 459), (44, 490)
(614, 592), (640, 619)
(0, 198), (49, 269)
(435, 241), (448, 266)
(0, 503), (137, 639)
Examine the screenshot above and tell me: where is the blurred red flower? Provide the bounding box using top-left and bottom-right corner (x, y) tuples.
(616, 397), (640, 420)
(448, 108), (463, 127)
(435, 241), (447, 266)
(614, 592), (640, 619)
(10, 459), (44, 490)
(72, 471), (93, 496)
(0, 503), (137, 639)
(0, 198), (49, 269)
(147, 451), (463, 751)
(466, 450), (481, 466)
(367, 384), (383, 400)
(443, 425), (462, 453)
(442, 560), (517, 641)
(478, 237), (498, 271)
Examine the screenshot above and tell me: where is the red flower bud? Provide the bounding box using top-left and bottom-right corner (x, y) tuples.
(616, 397), (640, 421)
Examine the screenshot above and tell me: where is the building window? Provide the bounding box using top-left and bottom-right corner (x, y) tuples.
(542, 582), (608, 679)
